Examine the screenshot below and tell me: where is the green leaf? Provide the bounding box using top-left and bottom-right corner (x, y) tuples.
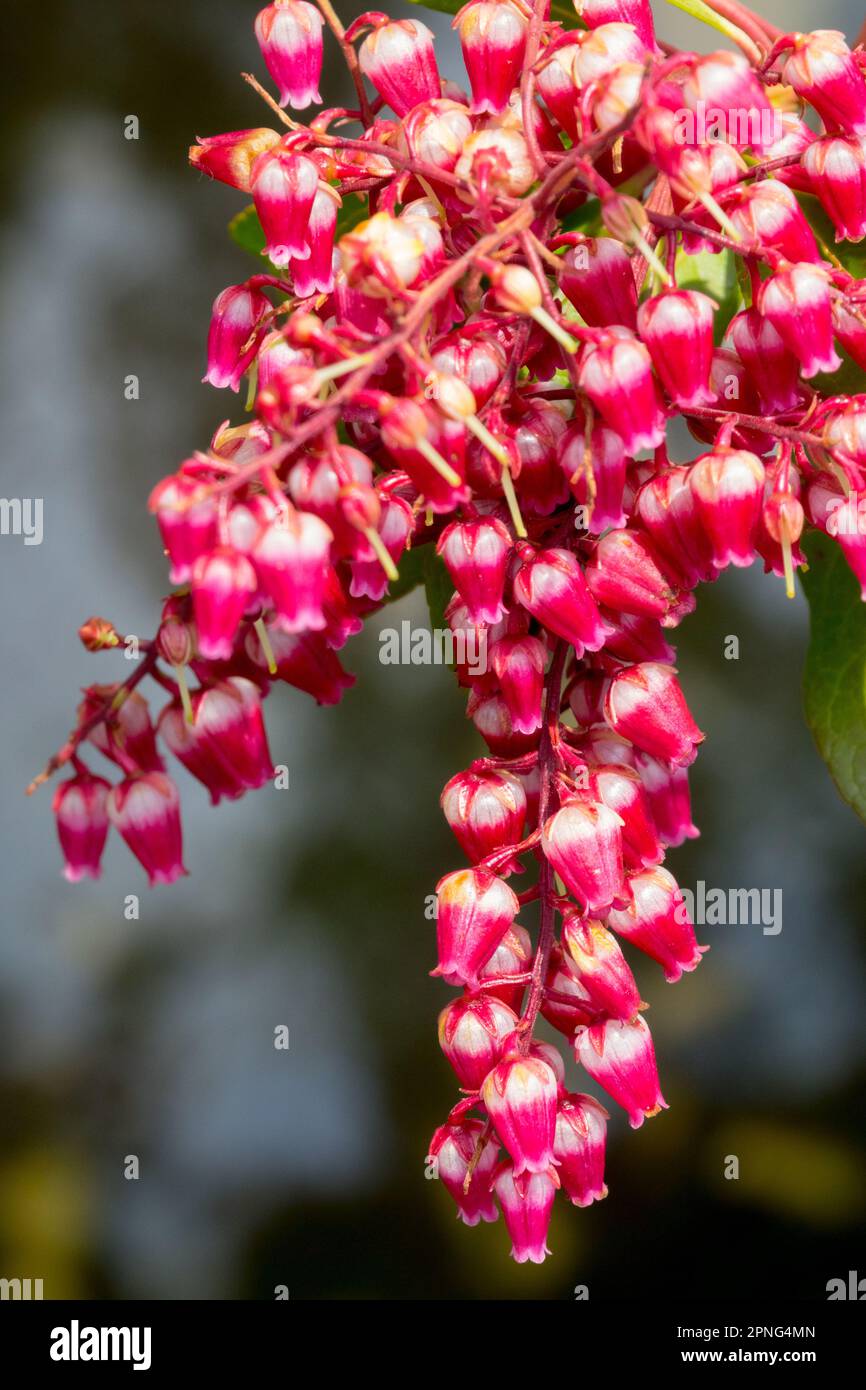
(801, 530), (866, 826)
(228, 194), (370, 263)
(228, 203), (267, 259)
(675, 245), (743, 344)
(797, 193), (866, 281)
(663, 0), (756, 51)
(384, 542), (455, 633)
(404, 0), (584, 28)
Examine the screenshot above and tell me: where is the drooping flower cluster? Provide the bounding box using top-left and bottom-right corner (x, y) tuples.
(34, 0), (866, 1262)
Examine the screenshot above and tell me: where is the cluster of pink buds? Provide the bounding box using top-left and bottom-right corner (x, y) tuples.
(35, 0), (866, 1264)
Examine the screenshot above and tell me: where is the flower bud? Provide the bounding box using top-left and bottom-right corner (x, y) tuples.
(574, 1015), (667, 1128)
(204, 284), (270, 391)
(434, 867), (519, 986)
(188, 128), (281, 192)
(401, 98), (474, 173)
(541, 798), (626, 915)
(440, 766), (527, 867)
(439, 992), (519, 1089)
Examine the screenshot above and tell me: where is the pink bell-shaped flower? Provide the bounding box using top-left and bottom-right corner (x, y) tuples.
(541, 798), (626, 915)
(437, 516), (512, 624)
(440, 766), (527, 868)
(191, 547), (258, 661)
(492, 1163), (557, 1264)
(254, 1), (324, 109)
(106, 772), (187, 887)
(553, 1093), (609, 1208)
(579, 329), (667, 456)
(561, 911), (644, 1021)
(689, 446), (766, 569)
(455, 1), (528, 116)
(289, 182), (340, 297)
(203, 284), (270, 391)
(438, 992), (519, 1090)
(482, 1050), (559, 1176)
(490, 635), (546, 736)
(637, 289), (716, 410)
(604, 662), (705, 766)
(53, 772), (111, 882)
(780, 30), (866, 138)
(803, 134), (866, 242)
(512, 546), (609, 657)
(251, 145), (319, 265)
(757, 264), (842, 380)
(574, 1015), (668, 1128)
(429, 1118), (499, 1226)
(357, 17), (441, 118)
(434, 867), (519, 987)
(252, 508), (334, 634)
(608, 865), (708, 982)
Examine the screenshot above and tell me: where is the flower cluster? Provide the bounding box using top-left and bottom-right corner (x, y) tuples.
(34, 0), (866, 1263)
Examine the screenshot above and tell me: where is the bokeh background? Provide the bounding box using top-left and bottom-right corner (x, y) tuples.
(1, 0), (865, 1300)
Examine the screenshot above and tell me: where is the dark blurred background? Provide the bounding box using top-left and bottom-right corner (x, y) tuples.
(1, 0), (865, 1300)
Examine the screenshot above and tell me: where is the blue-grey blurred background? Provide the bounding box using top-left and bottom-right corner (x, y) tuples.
(1, 0), (865, 1300)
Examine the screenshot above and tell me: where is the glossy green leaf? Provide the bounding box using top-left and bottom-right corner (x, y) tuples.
(675, 245), (743, 344)
(801, 530), (866, 826)
(228, 194), (369, 262)
(404, 0), (584, 28)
